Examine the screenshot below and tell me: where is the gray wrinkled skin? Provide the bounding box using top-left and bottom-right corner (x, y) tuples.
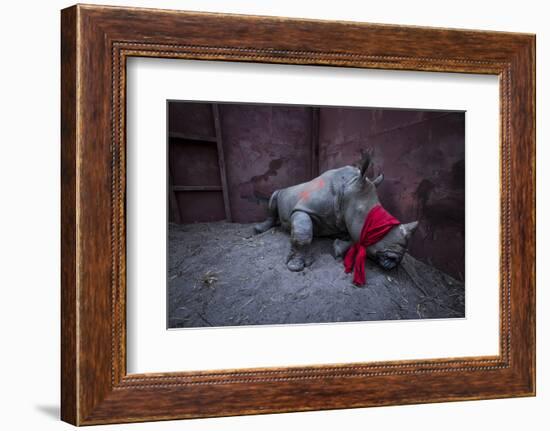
(254, 156), (419, 275)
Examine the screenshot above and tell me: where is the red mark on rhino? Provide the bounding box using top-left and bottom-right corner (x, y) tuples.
(299, 178), (325, 201)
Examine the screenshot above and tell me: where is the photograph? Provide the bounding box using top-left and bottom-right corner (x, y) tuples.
(167, 101), (466, 328)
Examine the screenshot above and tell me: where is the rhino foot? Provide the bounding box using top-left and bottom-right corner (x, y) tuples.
(286, 247), (308, 272)
(333, 239), (352, 258)
(287, 255), (306, 272)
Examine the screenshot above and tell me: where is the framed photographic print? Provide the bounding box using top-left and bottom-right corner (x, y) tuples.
(61, 4), (535, 425)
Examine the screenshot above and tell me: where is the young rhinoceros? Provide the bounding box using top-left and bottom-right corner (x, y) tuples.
(254, 156), (419, 285)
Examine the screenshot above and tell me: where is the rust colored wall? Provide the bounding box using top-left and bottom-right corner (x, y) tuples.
(219, 104), (313, 222)
(169, 102), (215, 137)
(169, 138), (226, 223)
(168, 102), (226, 223)
(168, 102), (465, 279)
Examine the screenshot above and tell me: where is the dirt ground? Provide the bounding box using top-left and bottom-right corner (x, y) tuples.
(168, 222), (465, 328)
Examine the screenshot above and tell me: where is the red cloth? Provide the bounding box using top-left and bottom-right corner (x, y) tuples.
(344, 204), (400, 286)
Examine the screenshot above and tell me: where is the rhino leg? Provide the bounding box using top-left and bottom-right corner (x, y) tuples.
(333, 239), (352, 258)
(254, 218), (276, 234)
(254, 190), (279, 234)
(287, 211), (313, 272)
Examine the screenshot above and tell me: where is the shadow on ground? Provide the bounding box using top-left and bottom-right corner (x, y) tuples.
(34, 405), (59, 420)
(168, 222), (464, 328)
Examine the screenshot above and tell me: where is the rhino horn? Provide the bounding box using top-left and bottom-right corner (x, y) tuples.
(372, 173), (384, 187)
(400, 221), (419, 239)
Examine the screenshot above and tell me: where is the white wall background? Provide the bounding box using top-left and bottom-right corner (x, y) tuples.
(0, 0), (546, 429)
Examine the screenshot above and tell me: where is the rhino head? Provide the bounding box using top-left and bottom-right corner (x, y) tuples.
(342, 154), (419, 270)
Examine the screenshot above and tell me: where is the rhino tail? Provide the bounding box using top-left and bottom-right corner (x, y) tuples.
(267, 190), (280, 217)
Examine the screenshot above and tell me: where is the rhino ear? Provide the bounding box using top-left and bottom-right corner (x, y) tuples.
(401, 221), (419, 239)
(372, 173), (384, 187)
(359, 152), (371, 179)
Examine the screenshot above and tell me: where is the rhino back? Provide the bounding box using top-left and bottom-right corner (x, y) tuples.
(277, 166), (358, 235)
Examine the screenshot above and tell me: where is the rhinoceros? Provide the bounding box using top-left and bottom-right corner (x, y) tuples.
(254, 155), (419, 279)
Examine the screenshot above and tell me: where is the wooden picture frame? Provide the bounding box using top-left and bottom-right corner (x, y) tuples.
(61, 4), (535, 425)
